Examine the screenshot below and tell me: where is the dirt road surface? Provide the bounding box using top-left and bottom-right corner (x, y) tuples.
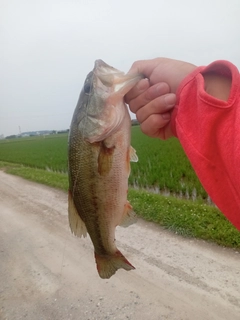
(0, 171), (240, 320)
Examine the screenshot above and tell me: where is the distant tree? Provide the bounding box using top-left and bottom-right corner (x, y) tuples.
(57, 129), (69, 134)
(131, 119), (139, 126)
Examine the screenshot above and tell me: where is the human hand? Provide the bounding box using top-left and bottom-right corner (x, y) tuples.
(126, 79), (176, 139)
(125, 58), (197, 139)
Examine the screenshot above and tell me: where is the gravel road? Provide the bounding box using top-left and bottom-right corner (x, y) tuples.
(0, 171), (240, 320)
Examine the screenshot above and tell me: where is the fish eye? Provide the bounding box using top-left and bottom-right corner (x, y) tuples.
(84, 82), (91, 95)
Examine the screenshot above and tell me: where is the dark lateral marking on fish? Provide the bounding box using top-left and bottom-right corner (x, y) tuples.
(98, 141), (115, 176)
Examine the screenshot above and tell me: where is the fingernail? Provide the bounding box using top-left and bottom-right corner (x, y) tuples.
(164, 93), (176, 106)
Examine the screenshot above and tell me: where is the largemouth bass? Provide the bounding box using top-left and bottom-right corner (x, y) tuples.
(68, 60), (142, 279)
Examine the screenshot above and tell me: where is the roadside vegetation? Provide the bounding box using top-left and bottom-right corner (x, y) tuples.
(0, 128), (239, 248)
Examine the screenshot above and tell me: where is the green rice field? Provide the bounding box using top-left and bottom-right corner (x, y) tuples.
(130, 126), (207, 199)
(0, 134), (68, 172)
(0, 127), (206, 200)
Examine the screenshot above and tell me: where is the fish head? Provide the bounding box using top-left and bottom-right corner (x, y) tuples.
(75, 60), (143, 143)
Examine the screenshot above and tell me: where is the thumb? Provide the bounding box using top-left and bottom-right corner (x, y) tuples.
(127, 59), (160, 78)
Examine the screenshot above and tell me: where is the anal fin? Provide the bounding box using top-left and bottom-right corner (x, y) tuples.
(119, 201), (137, 228)
(68, 190), (87, 238)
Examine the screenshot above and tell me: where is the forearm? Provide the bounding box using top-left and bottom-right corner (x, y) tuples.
(173, 60), (240, 230)
(203, 72), (232, 101)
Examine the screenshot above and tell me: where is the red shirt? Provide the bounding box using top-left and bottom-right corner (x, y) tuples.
(172, 60), (240, 230)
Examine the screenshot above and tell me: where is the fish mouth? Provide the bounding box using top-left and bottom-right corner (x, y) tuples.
(93, 60), (143, 95)
(94, 59), (112, 69)
(93, 60), (123, 88)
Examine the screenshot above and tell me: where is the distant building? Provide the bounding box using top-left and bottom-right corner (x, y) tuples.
(4, 130), (69, 139)
(0, 134), (4, 140)
(21, 133), (30, 137)
(19, 130), (55, 137)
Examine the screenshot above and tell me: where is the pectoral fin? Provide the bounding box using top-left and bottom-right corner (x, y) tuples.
(126, 146), (138, 176)
(119, 201), (137, 228)
(98, 141), (115, 176)
(68, 191), (87, 238)
(129, 146), (138, 162)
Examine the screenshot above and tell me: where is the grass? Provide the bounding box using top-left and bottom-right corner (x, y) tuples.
(0, 128), (239, 248)
(0, 161), (239, 248)
(6, 165), (69, 191)
(128, 189), (240, 248)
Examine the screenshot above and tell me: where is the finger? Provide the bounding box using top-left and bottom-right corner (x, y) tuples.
(128, 83), (171, 114)
(125, 78), (150, 104)
(127, 58), (160, 77)
(140, 113), (172, 139)
(136, 93), (176, 123)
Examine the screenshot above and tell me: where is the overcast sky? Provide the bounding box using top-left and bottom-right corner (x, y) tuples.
(1, 0), (240, 136)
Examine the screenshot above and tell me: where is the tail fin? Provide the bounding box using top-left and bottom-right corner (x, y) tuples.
(95, 250), (135, 279)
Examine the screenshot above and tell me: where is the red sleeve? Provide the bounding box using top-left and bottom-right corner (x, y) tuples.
(172, 60), (240, 230)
